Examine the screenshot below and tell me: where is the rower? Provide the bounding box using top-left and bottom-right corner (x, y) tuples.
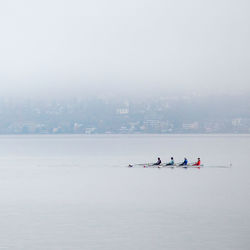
(166, 157), (174, 166)
(179, 157), (188, 166)
(192, 158), (201, 166)
(153, 157), (161, 165)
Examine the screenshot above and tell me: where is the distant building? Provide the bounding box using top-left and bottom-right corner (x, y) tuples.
(182, 122), (199, 130)
(232, 118), (242, 127)
(204, 122), (221, 133)
(73, 123), (83, 133)
(85, 127), (96, 134)
(52, 127), (61, 133)
(116, 108), (129, 115)
(119, 126), (129, 133)
(144, 120), (161, 130)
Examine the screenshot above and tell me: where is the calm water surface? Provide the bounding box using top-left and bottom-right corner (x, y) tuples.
(0, 134), (249, 250)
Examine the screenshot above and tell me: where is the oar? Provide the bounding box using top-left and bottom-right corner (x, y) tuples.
(135, 163), (154, 166)
(128, 162), (154, 168)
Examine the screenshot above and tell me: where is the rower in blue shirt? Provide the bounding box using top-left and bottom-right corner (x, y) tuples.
(166, 157), (174, 166)
(179, 157), (188, 166)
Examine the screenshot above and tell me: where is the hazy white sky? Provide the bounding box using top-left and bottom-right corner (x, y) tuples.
(0, 0), (249, 97)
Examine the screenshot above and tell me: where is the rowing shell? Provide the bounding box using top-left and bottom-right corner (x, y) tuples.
(128, 163), (204, 168)
(157, 164), (203, 168)
(128, 163), (231, 168)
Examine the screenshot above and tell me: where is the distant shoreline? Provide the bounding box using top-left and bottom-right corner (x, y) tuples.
(0, 133), (249, 137)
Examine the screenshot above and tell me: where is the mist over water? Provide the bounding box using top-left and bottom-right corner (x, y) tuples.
(0, 0), (250, 98)
(0, 134), (249, 249)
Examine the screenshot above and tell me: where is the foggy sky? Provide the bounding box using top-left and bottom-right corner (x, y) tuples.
(0, 0), (249, 97)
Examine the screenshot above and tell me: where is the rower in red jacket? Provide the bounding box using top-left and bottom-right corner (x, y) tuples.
(193, 158), (201, 166)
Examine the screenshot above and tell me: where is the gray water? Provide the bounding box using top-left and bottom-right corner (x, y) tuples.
(0, 134), (249, 250)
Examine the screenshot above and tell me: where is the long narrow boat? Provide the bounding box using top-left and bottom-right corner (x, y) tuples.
(128, 163), (203, 168)
(128, 163), (231, 168)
